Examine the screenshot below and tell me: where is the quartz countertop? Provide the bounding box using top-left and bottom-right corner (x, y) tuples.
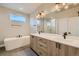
(31, 33), (79, 48)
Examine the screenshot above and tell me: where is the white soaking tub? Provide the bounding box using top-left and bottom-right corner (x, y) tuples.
(4, 36), (30, 51)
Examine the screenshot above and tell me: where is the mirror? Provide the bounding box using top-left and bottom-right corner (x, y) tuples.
(30, 3), (79, 37)
(36, 11), (79, 37)
(44, 18), (56, 33)
(37, 17), (56, 34)
(37, 16), (79, 36)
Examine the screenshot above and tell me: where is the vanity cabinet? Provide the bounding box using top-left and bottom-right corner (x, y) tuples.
(30, 35), (79, 56)
(30, 35), (49, 56)
(49, 42), (79, 56)
(48, 41), (68, 56)
(56, 43), (68, 56)
(48, 41), (57, 56)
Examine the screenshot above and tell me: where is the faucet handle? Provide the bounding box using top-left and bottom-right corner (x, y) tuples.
(64, 32), (67, 35)
(68, 32), (71, 34)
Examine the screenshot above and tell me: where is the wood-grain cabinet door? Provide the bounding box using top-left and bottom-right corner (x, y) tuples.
(48, 41), (57, 56)
(58, 44), (68, 56)
(30, 35), (38, 51)
(67, 46), (79, 56)
(30, 35), (34, 49)
(48, 41), (69, 56)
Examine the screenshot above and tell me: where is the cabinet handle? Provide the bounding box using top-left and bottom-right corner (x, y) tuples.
(32, 36), (34, 38)
(56, 43), (61, 49)
(40, 44), (43, 47)
(39, 39), (41, 40)
(39, 51), (42, 55)
(58, 44), (61, 49)
(39, 39), (42, 41)
(56, 43), (58, 48)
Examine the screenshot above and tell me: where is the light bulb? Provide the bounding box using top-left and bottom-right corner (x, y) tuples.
(62, 3), (66, 6)
(36, 14), (40, 18)
(64, 5), (69, 9)
(55, 4), (59, 10)
(55, 4), (61, 11)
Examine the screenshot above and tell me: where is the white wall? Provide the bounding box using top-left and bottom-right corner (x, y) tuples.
(0, 6), (30, 44)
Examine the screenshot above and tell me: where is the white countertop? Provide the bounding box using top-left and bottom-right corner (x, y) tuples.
(31, 33), (79, 48)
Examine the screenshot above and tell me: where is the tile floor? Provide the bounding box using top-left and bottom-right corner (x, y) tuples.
(0, 47), (37, 56)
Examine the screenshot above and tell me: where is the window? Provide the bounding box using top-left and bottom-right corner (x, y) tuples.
(10, 14), (26, 25)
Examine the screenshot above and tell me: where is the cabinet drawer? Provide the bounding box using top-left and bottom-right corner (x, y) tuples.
(38, 43), (48, 52)
(38, 49), (48, 56)
(38, 37), (48, 45)
(49, 40), (56, 45)
(38, 41), (48, 47)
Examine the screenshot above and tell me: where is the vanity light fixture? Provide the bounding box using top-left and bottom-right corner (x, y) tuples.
(55, 3), (61, 11)
(62, 3), (66, 6)
(55, 4), (59, 10)
(55, 3), (69, 11)
(36, 14), (40, 18)
(36, 3), (76, 18)
(36, 11), (46, 19)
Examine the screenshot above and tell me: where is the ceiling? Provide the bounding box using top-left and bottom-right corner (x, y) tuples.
(0, 3), (42, 14)
(0, 3), (79, 15)
(35, 3), (79, 17)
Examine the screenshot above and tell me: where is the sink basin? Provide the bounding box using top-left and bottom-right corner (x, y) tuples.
(66, 36), (79, 41)
(55, 35), (79, 43)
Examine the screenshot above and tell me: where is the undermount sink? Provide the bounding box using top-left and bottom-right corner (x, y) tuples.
(66, 36), (79, 41)
(56, 35), (79, 41)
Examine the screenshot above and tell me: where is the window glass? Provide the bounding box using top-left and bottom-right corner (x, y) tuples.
(10, 14), (26, 24)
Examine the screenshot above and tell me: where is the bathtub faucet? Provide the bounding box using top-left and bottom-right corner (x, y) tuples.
(17, 35), (22, 37)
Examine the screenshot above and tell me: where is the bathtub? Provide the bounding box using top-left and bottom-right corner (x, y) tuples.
(4, 36), (30, 51)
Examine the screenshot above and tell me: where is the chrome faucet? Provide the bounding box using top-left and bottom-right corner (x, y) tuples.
(63, 32), (68, 39)
(38, 31), (42, 34)
(63, 32), (71, 39)
(17, 35), (22, 38)
(38, 31), (40, 34)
